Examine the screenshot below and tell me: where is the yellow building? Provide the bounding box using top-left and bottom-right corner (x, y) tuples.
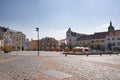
(29, 37), (58, 51)
(30, 39), (38, 50)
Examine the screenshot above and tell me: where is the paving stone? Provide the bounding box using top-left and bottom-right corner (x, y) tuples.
(42, 69), (72, 79)
(52, 55), (120, 80)
(0, 56), (41, 80)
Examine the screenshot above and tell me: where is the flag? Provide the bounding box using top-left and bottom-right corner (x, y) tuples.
(65, 39), (69, 45)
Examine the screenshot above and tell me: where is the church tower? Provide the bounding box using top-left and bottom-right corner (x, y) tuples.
(66, 28), (72, 40)
(67, 27), (71, 33)
(108, 21), (114, 32)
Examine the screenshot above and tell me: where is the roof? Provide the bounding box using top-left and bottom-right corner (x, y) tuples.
(77, 32), (108, 41)
(94, 32), (108, 39)
(71, 32), (86, 37)
(108, 30), (120, 36)
(77, 35), (94, 40)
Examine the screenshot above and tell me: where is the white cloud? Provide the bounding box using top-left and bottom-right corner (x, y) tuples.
(41, 29), (66, 40)
(91, 23), (109, 33)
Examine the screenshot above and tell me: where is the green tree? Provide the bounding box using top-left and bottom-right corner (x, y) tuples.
(87, 43), (94, 49)
(59, 43), (66, 51)
(107, 43), (112, 50)
(95, 43), (101, 50)
(68, 42), (73, 51)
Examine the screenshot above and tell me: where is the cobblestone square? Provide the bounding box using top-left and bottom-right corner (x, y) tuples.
(0, 51), (120, 80)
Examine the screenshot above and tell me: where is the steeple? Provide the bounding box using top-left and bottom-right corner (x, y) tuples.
(108, 21), (114, 32)
(67, 27), (72, 33)
(110, 21), (112, 26)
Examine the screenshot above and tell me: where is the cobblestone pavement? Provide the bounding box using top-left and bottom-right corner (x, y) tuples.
(0, 51), (15, 59)
(0, 53), (41, 80)
(52, 54), (120, 80)
(1, 51), (120, 80)
(36, 56), (87, 80)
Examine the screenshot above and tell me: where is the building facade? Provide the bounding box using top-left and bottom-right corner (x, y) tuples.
(67, 21), (120, 51)
(2, 28), (26, 51)
(0, 26), (26, 51)
(105, 30), (120, 50)
(66, 28), (86, 46)
(30, 37), (58, 51)
(0, 27), (7, 50)
(29, 39), (38, 50)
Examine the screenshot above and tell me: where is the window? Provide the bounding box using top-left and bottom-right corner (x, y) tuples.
(117, 38), (120, 40)
(117, 42), (120, 45)
(101, 40), (104, 42)
(79, 42), (81, 44)
(112, 38), (115, 40)
(107, 38), (110, 41)
(112, 43), (115, 46)
(96, 40), (99, 42)
(83, 42), (85, 44)
(91, 41), (94, 43)
(16, 39), (19, 41)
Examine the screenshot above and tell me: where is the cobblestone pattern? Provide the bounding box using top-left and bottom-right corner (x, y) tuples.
(0, 52), (14, 59)
(36, 57), (87, 80)
(52, 55), (120, 80)
(0, 56), (41, 80)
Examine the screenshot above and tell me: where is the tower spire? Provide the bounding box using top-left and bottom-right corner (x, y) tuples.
(108, 20), (114, 31)
(67, 27), (71, 33)
(110, 20), (112, 26)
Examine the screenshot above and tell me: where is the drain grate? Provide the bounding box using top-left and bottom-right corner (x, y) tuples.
(42, 69), (72, 79)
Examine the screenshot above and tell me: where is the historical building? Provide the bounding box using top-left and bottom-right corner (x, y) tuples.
(67, 21), (120, 51)
(77, 32), (108, 47)
(30, 37), (58, 51)
(29, 39), (38, 50)
(3, 29), (26, 51)
(0, 27), (7, 49)
(40, 37), (58, 50)
(105, 30), (120, 50)
(0, 26), (26, 51)
(66, 28), (86, 46)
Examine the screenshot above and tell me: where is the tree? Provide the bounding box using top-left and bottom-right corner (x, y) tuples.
(59, 43), (66, 51)
(3, 45), (12, 53)
(107, 43), (112, 50)
(68, 42), (73, 51)
(95, 43), (101, 50)
(89, 44), (94, 49)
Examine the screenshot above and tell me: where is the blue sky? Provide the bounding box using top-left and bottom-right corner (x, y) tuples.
(0, 0), (120, 40)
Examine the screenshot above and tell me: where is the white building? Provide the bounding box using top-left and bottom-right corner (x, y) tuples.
(3, 29), (26, 51)
(105, 30), (120, 50)
(66, 28), (86, 46)
(66, 21), (120, 51)
(105, 21), (120, 50)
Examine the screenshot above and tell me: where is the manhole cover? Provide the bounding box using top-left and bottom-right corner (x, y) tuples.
(42, 69), (72, 79)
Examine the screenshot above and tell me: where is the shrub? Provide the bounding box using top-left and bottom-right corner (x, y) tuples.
(3, 48), (10, 53)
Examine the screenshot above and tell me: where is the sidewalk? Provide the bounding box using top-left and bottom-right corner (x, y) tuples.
(36, 57), (87, 80)
(0, 51), (18, 64)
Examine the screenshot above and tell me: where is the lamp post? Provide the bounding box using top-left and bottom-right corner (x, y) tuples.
(36, 27), (39, 56)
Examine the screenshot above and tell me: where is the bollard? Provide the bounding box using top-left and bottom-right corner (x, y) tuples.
(86, 54), (88, 57)
(65, 54), (67, 57)
(110, 53), (111, 56)
(100, 53), (102, 56)
(117, 53), (119, 55)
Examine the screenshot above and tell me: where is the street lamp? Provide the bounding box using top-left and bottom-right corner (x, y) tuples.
(36, 27), (39, 56)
